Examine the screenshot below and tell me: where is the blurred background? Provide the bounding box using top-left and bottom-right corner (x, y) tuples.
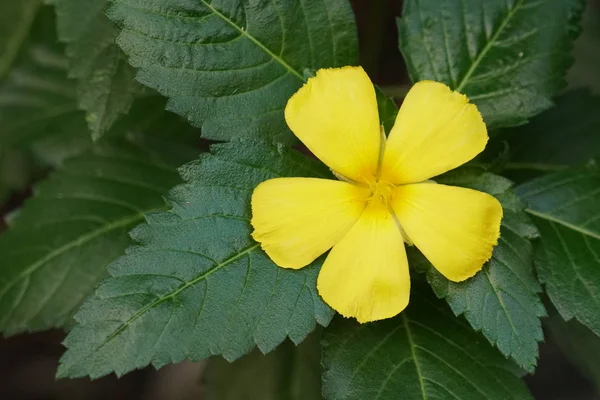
(1, 0), (599, 399)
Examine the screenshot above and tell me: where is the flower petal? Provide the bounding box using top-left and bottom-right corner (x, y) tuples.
(381, 81), (488, 184)
(251, 177), (369, 269)
(317, 199), (410, 323)
(391, 183), (503, 282)
(285, 67), (380, 184)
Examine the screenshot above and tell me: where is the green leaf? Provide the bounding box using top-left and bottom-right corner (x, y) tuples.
(0, 7), (91, 166)
(398, 0), (584, 128)
(322, 286), (533, 400)
(503, 90), (600, 171)
(545, 315), (600, 392)
(106, 0), (358, 141)
(411, 168), (545, 371)
(0, 0), (40, 79)
(0, 135), (196, 335)
(57, 141), (334, 379)
(205, 332), (323, 400)
(516, 164), (600, 336)
(49, 0), (143, 139)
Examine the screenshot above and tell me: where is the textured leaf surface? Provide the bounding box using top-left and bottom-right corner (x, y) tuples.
(58, 141), (334, 379)
(107, 0), (358, 141)
(205, 333), (323, 400)
(504, 90), (600, 170)
(398, 0), (584, 128)
(411, 169), (545, 371)
(0, 136), (196, 335)
(50, 0), (142, 139)
(0, 8), (91, 166)
(517, 165), (600, 336)
(322, 286), (533, 400)
(0, 0), (40, 79)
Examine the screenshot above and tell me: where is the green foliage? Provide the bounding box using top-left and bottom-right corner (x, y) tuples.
(0, 7), (91, 167)
(106, 0), (358, 141)
(0, 135), (196, 335)
(205, 332), (323, 400)
(0, 0), (40, 79)
(0, 0), (598, 396)
(517, 165), (600, 336)
(504, 90), (600, 169)
(322, 286), (533, 400)
(57, 141), (334, 379)
(49, 0), (143, 139)
(398, 0), (584, 129)
(410, 169), (545, 371)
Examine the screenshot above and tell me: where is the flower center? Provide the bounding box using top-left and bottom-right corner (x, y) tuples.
(369, 179), (394, 204)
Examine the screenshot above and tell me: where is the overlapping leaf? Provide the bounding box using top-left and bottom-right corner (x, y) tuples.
(57, 141), (334, 379)
(49, 0), (143, 139)
(517, 164), (600, 335)
(410, 169), (545, 371)
(322, 286), (533, 400)
(106, 0), (358, 141)
(205, 333), (323, 400)
(398, 0), (584, 128)
(0, 135), (196, 335)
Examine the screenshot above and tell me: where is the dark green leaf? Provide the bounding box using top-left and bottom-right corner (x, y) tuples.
(0, 0), (40, 79)
(106, 0), (358, 141)
(322, 286), (532, 400)
(411, 168), (545, 371)
(0, 135), (196, 335)
(398, 0), (584, 128)
(516, 165), (600, 336)
(57, 141), (334, 379)
(0, 7), (91, 166)
(568, 2), (600, 93)
(545, 315), (600, 392)
(205, 332), (323, 400)
(49, 0), (143, 139)
(503, 90), (600, 173)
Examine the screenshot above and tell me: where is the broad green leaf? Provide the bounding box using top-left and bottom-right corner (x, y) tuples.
(398, 0), (584, 128)
(0, 0), (40, 79)
(322, 286), (533, 400)
(546, 315), (600, 392)
(410, 168), (545, 371)
(106, 0), (358, 141)
(0, 135), (196, 335)
(0, 7), (91, 166)
(49, 0), (143, 139)
(503, 90), (600, 172)
(57, 141), (334, 379)
(516, 165), (600, 336)
(205, 332), (323, 400)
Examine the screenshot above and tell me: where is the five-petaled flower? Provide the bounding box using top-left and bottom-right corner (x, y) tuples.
(250, 66), (503, 323)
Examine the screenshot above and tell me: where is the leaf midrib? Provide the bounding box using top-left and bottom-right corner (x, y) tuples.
(0, 212), (154, 304)
(198, 0), (304, 81)
(455, 0), (524, 92)
(526, 208), (600, 240)
(86, 243), (261, 357)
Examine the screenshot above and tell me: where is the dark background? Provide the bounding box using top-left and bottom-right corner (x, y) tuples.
(1, 0), (599, 399)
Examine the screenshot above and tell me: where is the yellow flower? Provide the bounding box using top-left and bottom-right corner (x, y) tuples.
(251, 66), (502, 323)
